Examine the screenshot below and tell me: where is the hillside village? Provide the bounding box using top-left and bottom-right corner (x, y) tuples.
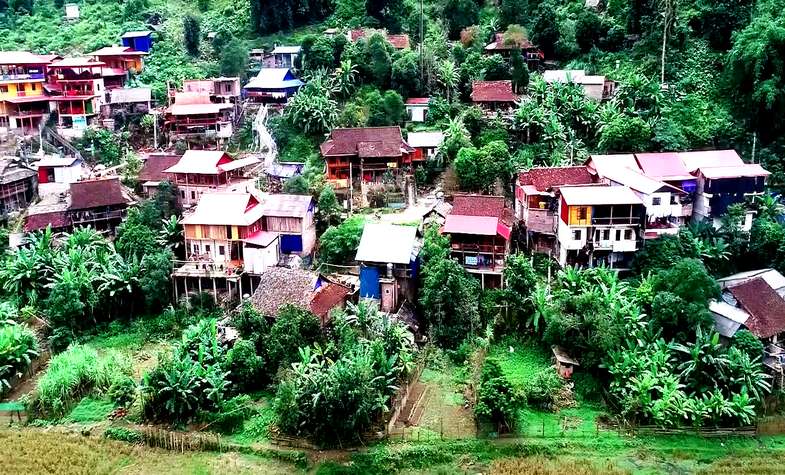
(2, 0), (785, 472)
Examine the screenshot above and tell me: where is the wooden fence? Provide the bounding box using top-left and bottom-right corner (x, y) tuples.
(141, 427), (225, 453)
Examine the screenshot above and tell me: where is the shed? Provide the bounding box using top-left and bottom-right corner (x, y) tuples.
(64, 3), (79, 19)
(121, 31), (154, 53)
(551, 345), (579, 378)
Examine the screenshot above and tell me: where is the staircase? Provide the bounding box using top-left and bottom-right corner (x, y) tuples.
(42, 126), (83, 160)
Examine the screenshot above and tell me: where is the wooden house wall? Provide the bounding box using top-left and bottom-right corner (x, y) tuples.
(265, 216), (302, 233)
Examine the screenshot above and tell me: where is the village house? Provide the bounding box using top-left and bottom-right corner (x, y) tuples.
(103, 87), (152, 120)
(138, 152), (180, 197)
(46, 57), (106, 133)
(0, 51), (52, 134)
(348, 29), (411, 50)
(121, 31), (154, 53)
(68, 177), (132, 233)
(179, 191), (275, 272)
(406, 131), (443, 160)
(442, 194), (512, 289)
(182, 77), (241, 104)
(271, 45), (301, 69)
(35, 155), (85, 184)
(164, 91), (234, 144)
(26, 177), (134, 234)
(516, 166), (595, 254)
(0, 158), (37, 219)
(320, 126), (417, 189)
(163, 150), (260, 207)
(356, 223), (420, 313)
(89, 45), (146, 90)
(711, 269), (785, 387)
(484, 33), (544, 65)
(259, 193), (316, 256)
(586, 155), (690, 239)
(251, 267), (351, 324)
(555, 185), (644, 269)
(243, 68), (303, 104)
(470, 80), (519, 113)
(678, 150), (768, 230)
(542, 69), (616, 101)
(405, 97), (430, 122)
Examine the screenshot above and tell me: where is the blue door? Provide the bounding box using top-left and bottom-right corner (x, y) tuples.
(359, 265), (381, 299)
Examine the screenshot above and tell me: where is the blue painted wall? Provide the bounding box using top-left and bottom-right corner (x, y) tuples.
(123, 35), (153, 53)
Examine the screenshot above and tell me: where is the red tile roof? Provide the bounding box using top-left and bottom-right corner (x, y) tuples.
(405, 97), (430, 105)
(349, 29), (366, 41)
(320, 127), (411, 157)
(69, 178), (129, 210)
(309, 282), (350, 319)
(451, 194), (506, 218)
(138, 153), (181, 182)
(470, 80), (519, 103)
(25, 211), (70, 232)
(730, 277), (785, 339)
(519, 167), (594, 192)
(387, 34), (410, 49)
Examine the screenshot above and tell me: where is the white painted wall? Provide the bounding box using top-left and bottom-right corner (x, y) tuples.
(243, 240), (279, 274)
(54, 162), (85, 184)
(406, 105), (428, 122)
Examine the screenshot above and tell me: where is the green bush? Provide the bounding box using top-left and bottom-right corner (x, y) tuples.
(0, 321), (39, 392)
(32, 345), (132, 418)
(226, 339), (265, 393)
(732, 329), (765, 361)
(141, 320), (231, 423)
(522, 369), (563, 409)
(199, 395), (253, 433)
(104, 427), (143, 444)
(474, 359), (524, 429)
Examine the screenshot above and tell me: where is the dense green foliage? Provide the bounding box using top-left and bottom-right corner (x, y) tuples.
(0, 321), (39, 392)
(31, 345), (133, 417)
(273, 302), (415, 444)
(318, 215), (365, 265)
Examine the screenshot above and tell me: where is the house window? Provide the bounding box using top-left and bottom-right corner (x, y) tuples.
(615, 230), (622, 241)
(624, 230), (633, 240)
(572, 229), (582, 240)
(602, 230), (610, 240)
(226, 225), (232, 238)
(190, 191), (196, 200)
(671, 195), (678, 205)
(577, 207), (587, 220)
(180, 190), (186, 199)
(652, 197), (661, 206)
(192, 243), (200, 254)
(0, 86), (7, 93)
(219, 245), (225, 255)
(205, 244), (211, 253)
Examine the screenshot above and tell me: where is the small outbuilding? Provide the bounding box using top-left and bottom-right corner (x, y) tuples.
(552, 345), (579, 378)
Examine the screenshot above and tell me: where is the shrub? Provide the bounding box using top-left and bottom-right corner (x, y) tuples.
(32, 345), (132, 418)
(0, 321), (39, 392)
(522, 369), (564, 409)
(732, 329), (765, 361)
(199, 395), (253, 433)
(104, 427), (143, 443)
(141, 320), (231, 423)
(226, 339), (265, 393)
(474, 359), (524, 429)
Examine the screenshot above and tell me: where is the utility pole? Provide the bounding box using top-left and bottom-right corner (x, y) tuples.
(419, 0), (424, 81)
(660, 0), (674, 85)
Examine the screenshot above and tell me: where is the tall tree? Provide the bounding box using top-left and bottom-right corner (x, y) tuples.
(510, 49), (529, 93)
(220, 39), (248, 79)
(183, 15), (201, 57)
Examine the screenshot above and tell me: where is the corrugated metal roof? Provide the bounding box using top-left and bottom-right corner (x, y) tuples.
(121, 31), (152, 38)
(601, 166), (679, 195)
(260, 193), (312, 218)
(181, 192), (265, 226)
(470, 80), (519, 103)
(109, 87), (151, 104)
(697, 164), (770, 179)
(272, 45), (301, 54)
(355, 223), (418, 264)
(406, 131), (443, 148)
(634, 152), (694, 181)
(678, 150), (743, 173)
(443, 215), (498, 236)
(244, 68), (303, 90)
(559, 185), (643, 205)
(164, 150), (231, 174)
(0, 51), (52, 65)
(586, 154), (641, 176)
